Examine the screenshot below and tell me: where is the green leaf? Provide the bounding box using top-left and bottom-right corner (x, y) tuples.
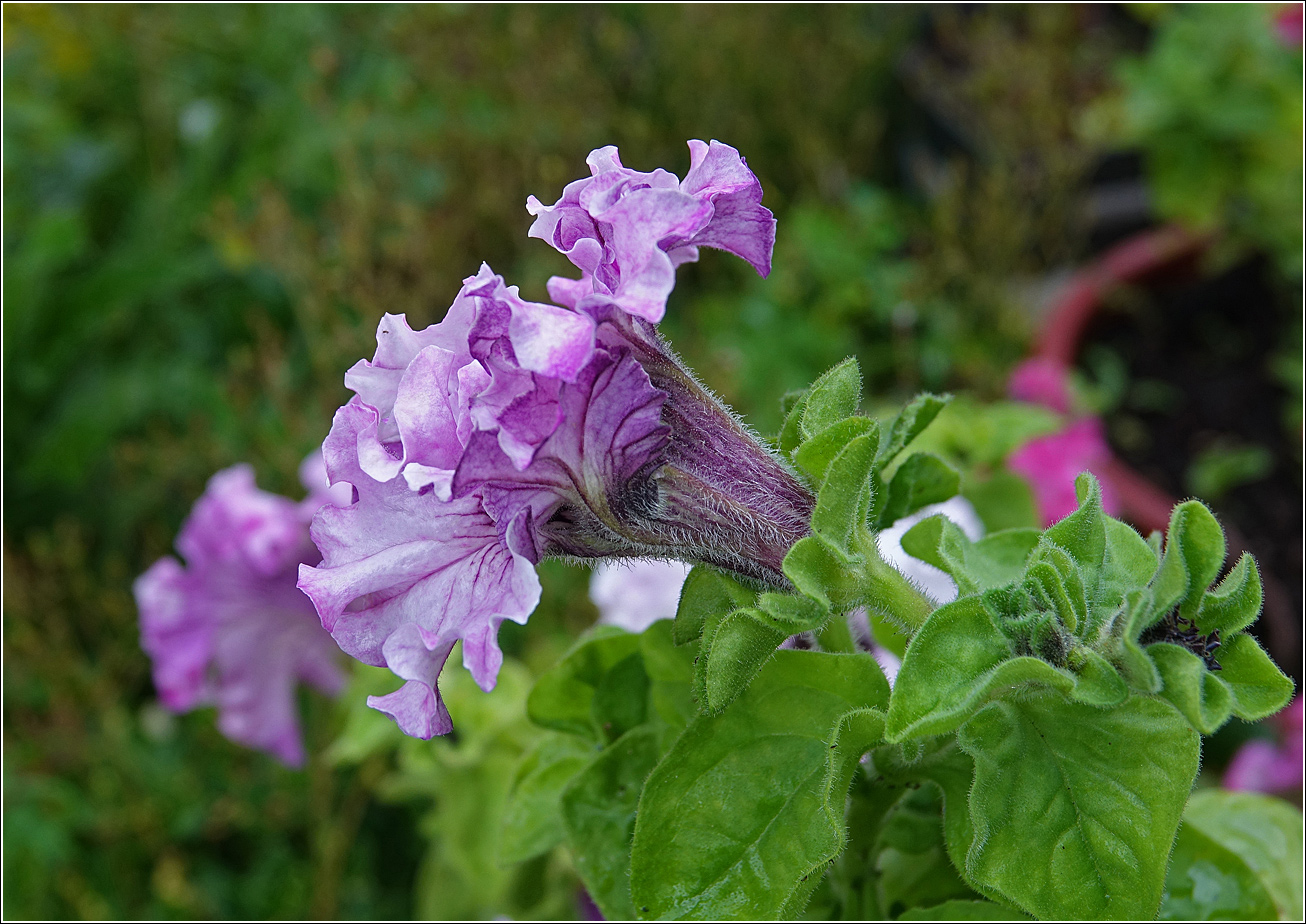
(958, 695), (1199, 920)
(1064, 647), (1128, 707)
(877, 452), (961, 528)
(1150, 500), (1227, 624)
(964, 469), (1040, 532)
(900, 517), (1038, 596)
(561, 726), (662, 920)
(640, 620), (697, 744)
(898, 899), (1031, 921)
(630, 651), (888, 920)
(500, 734), (596, 863)
(878, 392), (951, 465)
(873, 785), (981, 918)
(1041, 473), (1107, 575)
(783, 536), (858, 609)
(592, 651), (651, 743)
(800, 357), (862, 440)
(812, 433), (878, 555)
(700, 608), (788, 714)
(777, 391), (809, 456)
(673, 567), (756, 646)
(1217, 633), (1295, 721)
(1148, 642), (1235, 734)
(1166, 789), (1304, 922)
(1196, 553), (1262, 637)
(793, 415), (877, 484)
(527, 628), (642, 739)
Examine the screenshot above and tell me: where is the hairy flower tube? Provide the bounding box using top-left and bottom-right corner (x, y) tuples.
(134, 455), (350, 766)
(299, 140), (816, 739)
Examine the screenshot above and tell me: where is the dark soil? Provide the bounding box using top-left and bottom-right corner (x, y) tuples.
(1082, 255), (1303, 682)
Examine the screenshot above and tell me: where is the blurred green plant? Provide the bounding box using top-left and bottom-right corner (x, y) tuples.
(1091, 3), (1304, 276)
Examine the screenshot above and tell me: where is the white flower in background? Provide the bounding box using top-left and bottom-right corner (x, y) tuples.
(877, 496), (985, 606)
(589, 559), (693, 633)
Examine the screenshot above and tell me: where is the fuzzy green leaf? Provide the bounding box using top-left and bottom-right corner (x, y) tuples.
(873, 785), (982, 917)
(878, 452), (961, 528)
(793, 415), (878, 483)
(1218, 633), (1295, 721)
(1064, 647), (1128, 707)
(1196, 553), (1262, 637)
(1148, 642), (1235, 734)
(879, 392), (951, 465)
(562, 726), (661, 920)
(673, 566), (756, 646)
(959, 695), (1199, 921)
(812, 433), (878, 555)
(1042, 473), (1107, 575)
(1151, 500), (1227, 624)
(900, 517), (1039, 597)
(800, 357), (863, 440)
(592, 651), (651, 743)
(777, 391), (809, 456)
(630, 651), (888, 920)
(528, 628), (642, 738)
(700, 608), (788, 715)
(898, 900), (1032, 921)
(640, 620), (696, 743)
(500, 734), (596, 863)
(1162, 790), (1304, 922)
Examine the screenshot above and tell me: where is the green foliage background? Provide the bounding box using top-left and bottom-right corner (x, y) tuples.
(3, 4), (1300, 919)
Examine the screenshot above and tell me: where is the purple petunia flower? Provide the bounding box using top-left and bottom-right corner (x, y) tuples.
(298, 142), (812, 739)
(135, 456), (350, 766)
(527, 139), (776, 324)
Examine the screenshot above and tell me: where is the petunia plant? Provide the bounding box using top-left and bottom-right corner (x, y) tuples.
(137, 140), (1299, 920)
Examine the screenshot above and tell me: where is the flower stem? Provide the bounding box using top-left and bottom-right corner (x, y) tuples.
(862, 546), (933, 635)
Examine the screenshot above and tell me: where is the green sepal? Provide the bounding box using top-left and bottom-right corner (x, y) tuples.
(958, 695), (1199, 921)
(812, 433), (878, 556)
(777, 390), (809, 456)
(877, 452), (961, 529)
(1161, 790), (1304, 922)
(527, 628), (643, 739)
(878, 392), (951, 466)
(783, 535), (862, 610)
(1023, 559), (1084, 635)
(1196, 552), (1262, 637)
(1117, 591), (1164, 693)
(1217, 633), (1295, 721)
(630, 652), (888, 920)
(1027, 542), (1089, 632)
(672, 566), (755, 646)
(900, 517), (1039, 596)
(561, 725), (661, 920)
(800, 357), (862, 440)
(1148, 642), (1235, 733)
(793, 415), (878, 484)
(499, 733), (597, 864)
(699, 608), (788, 715)
(1149, 500), (1227, 625)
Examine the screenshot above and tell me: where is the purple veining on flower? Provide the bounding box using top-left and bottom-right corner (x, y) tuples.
(1008, 419), (1122, 526)
(527, 139), (776, 324)
(134, 457), (348, 766)
(1223, 695), (1303, 793)
(297, 400), (541, 740)
(300, 141), (814, 739)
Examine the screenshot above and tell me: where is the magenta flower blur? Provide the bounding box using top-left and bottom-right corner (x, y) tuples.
(1008, 419), (1122, 526)
(135, 457), (350, 766)
(299, 141), (813, 740)
(1007, 357), (1072, 415)
(527, 139), (775, 324)
(1223, 695), (1303, 793)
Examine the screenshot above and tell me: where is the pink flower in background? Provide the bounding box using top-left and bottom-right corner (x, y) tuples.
(1008, 419), (1122, 526)
(1223, 696), (1303, 793)
(135, 456), (349, 766)
(1006, 358), (1121, 526)
(1275, 3), (1303, 47)
(1007, 356), (1072, 415)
